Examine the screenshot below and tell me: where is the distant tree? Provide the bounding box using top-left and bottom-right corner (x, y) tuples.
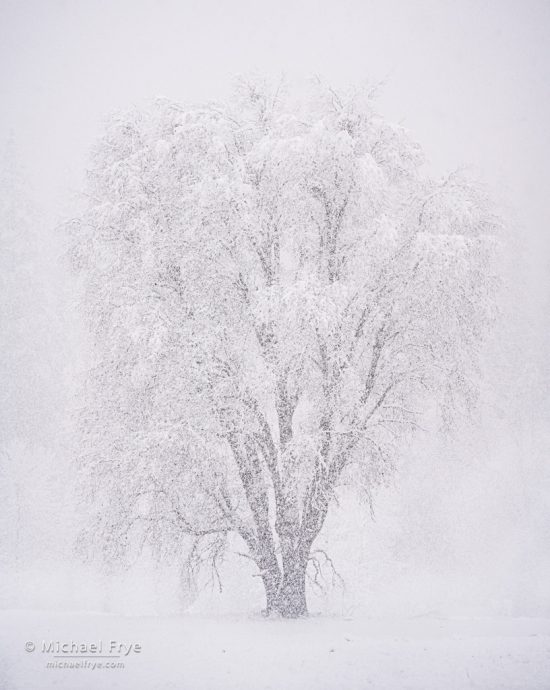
(73, 78), (499, 617)
(0, 138), (41, 444)
(0, 139), (67, 570)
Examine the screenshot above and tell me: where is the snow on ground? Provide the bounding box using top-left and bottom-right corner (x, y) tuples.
(1, 611), (549, 690)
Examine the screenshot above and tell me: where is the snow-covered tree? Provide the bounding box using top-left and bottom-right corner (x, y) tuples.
(73, 78), (499, 617)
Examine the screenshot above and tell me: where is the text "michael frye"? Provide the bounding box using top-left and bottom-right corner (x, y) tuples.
(41, 641), (142, 655)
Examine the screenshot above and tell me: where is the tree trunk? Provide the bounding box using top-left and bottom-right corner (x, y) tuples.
(276, 556), (308, 617)
(261, 567), (282, 614)
(262, 550), (308, 618)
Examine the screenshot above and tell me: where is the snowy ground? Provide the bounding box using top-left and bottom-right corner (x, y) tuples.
(1, 611), (549, 690)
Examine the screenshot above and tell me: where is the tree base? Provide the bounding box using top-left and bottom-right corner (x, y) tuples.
(263, 583), (308, 618)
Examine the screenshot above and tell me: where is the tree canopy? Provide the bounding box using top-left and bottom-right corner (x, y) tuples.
(73, 78), (499, 616)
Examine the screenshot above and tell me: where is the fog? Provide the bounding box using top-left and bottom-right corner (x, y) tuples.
(1, 2), (549, 688)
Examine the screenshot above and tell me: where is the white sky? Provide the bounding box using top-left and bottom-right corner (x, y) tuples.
(1, 0), (549, 268)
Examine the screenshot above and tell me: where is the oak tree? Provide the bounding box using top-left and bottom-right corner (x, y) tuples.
(73, 79), (498, 616)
